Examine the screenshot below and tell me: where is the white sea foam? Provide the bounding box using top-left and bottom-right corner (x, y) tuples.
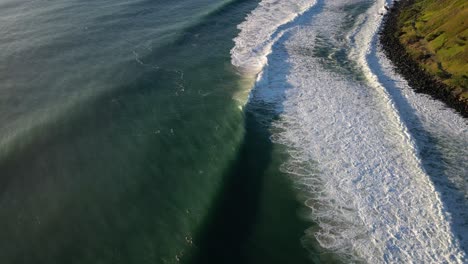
(231, 0), (317, 74)
(365, 10), (468, 258)
(236, 0), (467, 262)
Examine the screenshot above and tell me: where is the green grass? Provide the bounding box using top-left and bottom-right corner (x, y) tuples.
(397, 0), (468, 100)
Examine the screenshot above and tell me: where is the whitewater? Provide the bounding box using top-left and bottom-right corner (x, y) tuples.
(232, 0), (468, 262)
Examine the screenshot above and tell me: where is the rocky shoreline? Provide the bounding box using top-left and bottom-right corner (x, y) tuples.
(380, 0), (468, 118)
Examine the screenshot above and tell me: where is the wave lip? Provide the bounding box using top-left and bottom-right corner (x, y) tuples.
(230, 0), (317, 74)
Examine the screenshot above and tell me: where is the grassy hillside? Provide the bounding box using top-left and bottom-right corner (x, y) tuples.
(397, 0), (467, 102)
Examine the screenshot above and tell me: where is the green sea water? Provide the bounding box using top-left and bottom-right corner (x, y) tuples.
(8, 0), (464, 262)
(0, 0), (317, 263)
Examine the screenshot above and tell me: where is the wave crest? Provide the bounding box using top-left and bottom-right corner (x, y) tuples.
(230, 0), (317, 74)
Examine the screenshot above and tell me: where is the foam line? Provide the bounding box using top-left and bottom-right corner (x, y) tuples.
(231, 0), (318, 74)
(240, 0), (467, 262)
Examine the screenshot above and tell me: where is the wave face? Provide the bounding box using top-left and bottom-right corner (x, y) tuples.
(0, 0), (266, 263)
(233, 0), (467, 262)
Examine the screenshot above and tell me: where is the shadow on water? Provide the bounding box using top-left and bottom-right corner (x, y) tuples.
(368, 44), (468, 254)
(186, 98), (320, 264)
(187, 108), (272, 264)
(0, 0), (316, 263)
(187, 1), (341, 263)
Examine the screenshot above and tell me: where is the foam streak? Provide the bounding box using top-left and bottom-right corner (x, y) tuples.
(235, 0), (467, 262)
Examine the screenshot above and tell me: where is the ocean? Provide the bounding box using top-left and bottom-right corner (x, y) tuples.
(0, 0), (466, 263)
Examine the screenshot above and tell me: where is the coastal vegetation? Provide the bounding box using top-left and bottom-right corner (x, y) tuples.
(380, 0), (467, 116)
(397, 0), (467, 105)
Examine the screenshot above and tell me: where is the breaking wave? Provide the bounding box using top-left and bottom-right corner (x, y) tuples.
(233, 0), (467, 262)
(231, 0), (318, 74)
